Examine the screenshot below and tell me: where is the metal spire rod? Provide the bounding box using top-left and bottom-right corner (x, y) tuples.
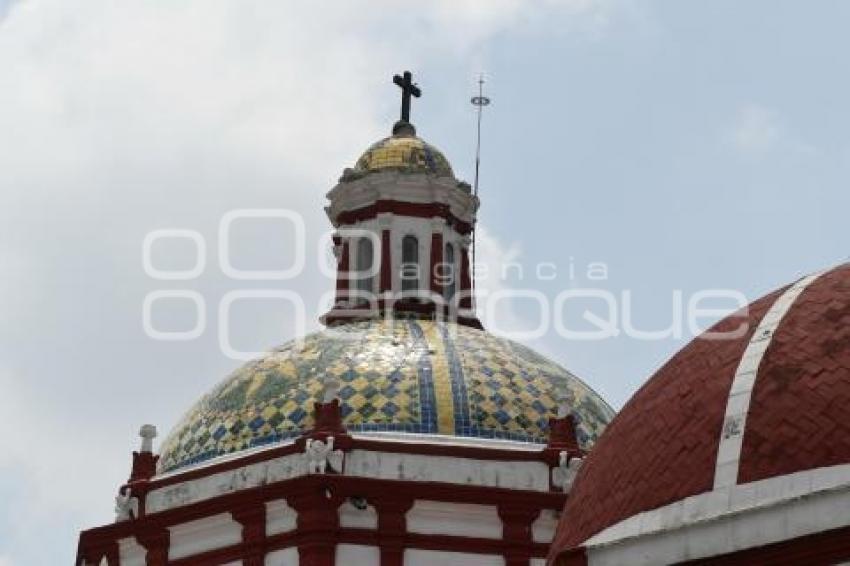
(470, 75), (491, 303)
(471, 75), (490, 196)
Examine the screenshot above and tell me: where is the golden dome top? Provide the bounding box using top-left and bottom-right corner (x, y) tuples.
(352, 123), (454, 179)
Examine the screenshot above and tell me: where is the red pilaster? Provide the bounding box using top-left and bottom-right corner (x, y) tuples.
(233, 503), (267, 566)
(499, 506), (540, 566)
(334, 237), (350, 303)
(543, 413), (582, 468)
(380, 229), (392, 293)
(429, 231), (444, 298)
(459, 245), (472, 309)
(137, 527), (169, 566)
(375, 498), (413, 566)
(291, 487), (341, 566)
(129, 451), (159, 483)
(77, 541), (119, 566)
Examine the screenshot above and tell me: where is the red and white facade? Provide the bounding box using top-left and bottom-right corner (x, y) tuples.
(77, 82), (597, 565)
(77, 401), (583, 566)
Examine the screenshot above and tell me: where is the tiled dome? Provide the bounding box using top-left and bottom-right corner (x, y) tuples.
(352, 131), (454, 178)
(549, 263), (850, 561)
(159, 319), (614, 472)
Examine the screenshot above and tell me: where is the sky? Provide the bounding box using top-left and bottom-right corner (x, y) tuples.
(1, 1), (849, 563)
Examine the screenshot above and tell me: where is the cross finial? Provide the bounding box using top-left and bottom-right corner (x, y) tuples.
(393, 70), (421, 124)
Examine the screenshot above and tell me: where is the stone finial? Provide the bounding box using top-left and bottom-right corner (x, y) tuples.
(129, 424), (160, 483)
(556, 387), (572, 419)
(139, 424), (157, 453)
(321, 373), (340, 404)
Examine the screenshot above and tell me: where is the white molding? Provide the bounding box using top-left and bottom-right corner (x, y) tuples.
(148, 440), (549, 514)
(584, 463), (850, 565)
(326, 171), (478, 226)
(350, 431), (543, 452)
(147, 452), (305, 514)
(344, 449), (550, 492)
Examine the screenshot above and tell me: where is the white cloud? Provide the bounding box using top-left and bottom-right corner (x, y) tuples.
(730, 104), (781, 154)
(728, 103), (815, 156)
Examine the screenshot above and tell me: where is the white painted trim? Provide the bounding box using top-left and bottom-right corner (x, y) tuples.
(154, 429), (540, 486)
(326, 171), (478, 226)
(586, 465), (850, 565)
(155, 438), (298, 480)
(147, 452), (306, 514)
(714, 270), (826, 488)
(345, 449), (550, 491)
(350, 431), (544, 452)
(584, 462), (850, 555)
(148, 442), (550, 514)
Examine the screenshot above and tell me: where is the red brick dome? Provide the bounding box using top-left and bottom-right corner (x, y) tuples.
(549, 263), (850, 562)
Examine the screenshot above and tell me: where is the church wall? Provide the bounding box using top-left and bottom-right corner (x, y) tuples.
(338, 499), (379, 529)
(336, 544), (380, 565)
(266, 499), (297, 535)
(167, 513), (242, 561)
(117, 537), (146, 566)
(404, 549), (505, 566)
(265, 548), (299, 565)
(406, 500), (503, 539)
(532, 509), (558, 543)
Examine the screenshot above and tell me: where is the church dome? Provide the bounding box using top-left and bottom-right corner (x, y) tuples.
(549, 263), (850, 561)
(351, 125), (454, 179)
(158, 319), (614, 472)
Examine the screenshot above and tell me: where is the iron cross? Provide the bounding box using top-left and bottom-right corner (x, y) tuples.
(393, 70), (421, 123)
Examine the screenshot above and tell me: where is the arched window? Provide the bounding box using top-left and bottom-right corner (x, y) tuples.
(444, 242), (456, 301)
(355, 236), (374, 298)
(401, 235), (419, 295)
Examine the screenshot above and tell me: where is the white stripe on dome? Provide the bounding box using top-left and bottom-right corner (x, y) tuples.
(713, 270), (827, 489)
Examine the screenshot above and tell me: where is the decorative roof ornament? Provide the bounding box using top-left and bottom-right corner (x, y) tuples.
(129, 424), (159, 482)
(304, 436), (345, 474)
(320, 371), (340, 404)
(114, 487), (139, 522)
(139, 424), (157, 453)
(551, 451), (583, 493)
(392, 70), (421, 136)
(556, 386), (572, 419)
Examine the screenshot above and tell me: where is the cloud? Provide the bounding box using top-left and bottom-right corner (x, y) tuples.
(730, 104), (780, 154)
(727, 103), (815, 156)
(0, 0), (21, 23)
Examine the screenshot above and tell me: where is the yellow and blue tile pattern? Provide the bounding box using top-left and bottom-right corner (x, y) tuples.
(158, 320), (615, 472)
(353, 135), (454, 178)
